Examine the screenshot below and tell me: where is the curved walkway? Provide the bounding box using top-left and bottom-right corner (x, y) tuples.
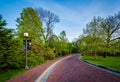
(47, 55), (120, 82)
(7, 57), (63, 82)
(8, 55), (120, 82)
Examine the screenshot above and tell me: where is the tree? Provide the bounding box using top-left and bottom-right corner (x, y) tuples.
(83, 16), (104, 59)
(83, 16), (104, 38)
(16, 7), (43, 42)
(0, 15), (21, 71)
(72, 38), (79, 53)
(16, 7), (45, 57)
(55, 31), (69, 56)
(36, 8), (60, 44)
(59, 31), (68, 42)
(0, 15), (6, 28)
(47, 34), (59, 49)
(102, 12), (120, 57)
(68, 42), (73, 54)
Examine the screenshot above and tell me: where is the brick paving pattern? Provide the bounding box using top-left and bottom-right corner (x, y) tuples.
(7, 59), (57, 82)
(7, 55), (120, 82)
(47, 55), (120, 82)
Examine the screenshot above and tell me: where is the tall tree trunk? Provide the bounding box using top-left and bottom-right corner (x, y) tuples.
(94, 51), (97, 60)
(104, 31), (111, 58)
(94, 42), (97, 60)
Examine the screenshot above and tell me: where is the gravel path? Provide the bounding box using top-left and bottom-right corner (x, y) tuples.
(47, 55), (120, 82)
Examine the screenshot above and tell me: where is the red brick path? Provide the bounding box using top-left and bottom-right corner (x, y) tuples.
(7, 55), (120, 82)
(7, 59), (57, 82)
(47, 55), (120, 82)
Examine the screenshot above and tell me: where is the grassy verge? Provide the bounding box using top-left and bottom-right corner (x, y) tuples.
(0, 69), (26, 82)
(81, 56), (120, 71)
(0, 56), (52, 82)
(0, 56), (62, 82)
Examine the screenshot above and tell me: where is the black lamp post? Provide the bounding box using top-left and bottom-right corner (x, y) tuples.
(24, 32), (29, 69)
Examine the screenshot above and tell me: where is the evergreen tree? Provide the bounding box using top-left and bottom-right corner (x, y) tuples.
(0, 15), (21, 71)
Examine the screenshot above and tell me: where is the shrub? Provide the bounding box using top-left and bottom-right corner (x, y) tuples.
(44, 47), (55, 60)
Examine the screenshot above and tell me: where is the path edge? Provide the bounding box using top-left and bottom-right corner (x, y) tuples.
(80, 56), (120, 76)
(35, 56), (71, 82)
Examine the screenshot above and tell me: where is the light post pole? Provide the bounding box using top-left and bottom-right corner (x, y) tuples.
(24, 32), (29, 69)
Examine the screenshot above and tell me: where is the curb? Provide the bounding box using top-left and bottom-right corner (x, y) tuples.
(80, 59), (120, 76)
(35, 56), (71, 82)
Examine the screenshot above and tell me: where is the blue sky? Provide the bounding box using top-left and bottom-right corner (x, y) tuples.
(1, 0), (120, 42)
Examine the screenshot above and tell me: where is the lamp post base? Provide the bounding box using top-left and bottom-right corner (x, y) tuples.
(25, 65), (29, 69)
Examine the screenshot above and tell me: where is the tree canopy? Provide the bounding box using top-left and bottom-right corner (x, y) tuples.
(0, 15), (21, 71)
(75, 11), (120, 57)
(16, 7), (43, 42)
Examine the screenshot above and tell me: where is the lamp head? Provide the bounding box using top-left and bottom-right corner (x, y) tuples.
(24, 32), (28, 38)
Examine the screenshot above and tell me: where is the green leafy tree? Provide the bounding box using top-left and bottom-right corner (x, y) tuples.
(36, 8), (60, 58)
(55, 31), (69, 56)
(59, 31), (68, 42)
(101, 12), (120, 57)
(47, 34), (59, 49)
(83, 17), (104, 59)
(16, 7), (43, 42)
(72, 38), (79, 53)
(16, 7), (44, 57)
(0, 15), (21, 71)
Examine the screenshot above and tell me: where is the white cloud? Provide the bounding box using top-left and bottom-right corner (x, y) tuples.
(27, 0), (120, 41)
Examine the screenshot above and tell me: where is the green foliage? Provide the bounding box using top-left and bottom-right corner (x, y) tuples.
(0, 15), (22, 71)
(0, 15), (6, 28)
(59, 31), (68, 42)
(28, 54), (43, 66)
(54, 31), (71, 56)
(77, 35), (101, 54)
(16, 7), (43, 42)
(55, 41), (67, 55)
(47, 34), (59, 51)
(100, 13), (120, 55)
(83, 16), (103, 37)
(0, 7), (73, 74)
(32, 41), (43, 56)
(16, 7), (45, 59)
(43, 47), (55, 60)
(75, 12), (120, 56)
(0, 39), (23, 71)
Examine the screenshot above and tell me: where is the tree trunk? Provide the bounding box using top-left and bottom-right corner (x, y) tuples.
(94, 51), (97, 60)
(103, 52), (107, 58)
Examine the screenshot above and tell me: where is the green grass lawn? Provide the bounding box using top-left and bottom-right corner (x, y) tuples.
(81, 56), (120, 71)
(0, 69), (26, 82)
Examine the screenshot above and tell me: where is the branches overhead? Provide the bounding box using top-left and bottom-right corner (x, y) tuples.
(83, 16), (104, 38)
(36, 8), (60, 43)
(102, 12), (120, 42)
(36, 8), (59, 28)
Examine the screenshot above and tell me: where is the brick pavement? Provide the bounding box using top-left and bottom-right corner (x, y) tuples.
(7, 59), (59, 82)
(47, 55), (120, 82)
(7, 55), (120, 82)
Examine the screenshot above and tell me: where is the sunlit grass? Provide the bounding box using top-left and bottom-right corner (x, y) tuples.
(81, 56), (120, 71)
